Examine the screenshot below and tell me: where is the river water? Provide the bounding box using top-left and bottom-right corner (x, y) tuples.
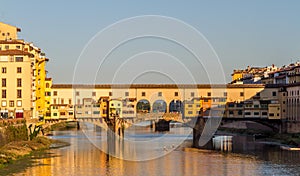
(6, 124), (300, 176)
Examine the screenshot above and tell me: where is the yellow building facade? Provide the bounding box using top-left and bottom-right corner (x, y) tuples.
(44, 78), (52, 119)
(0, 22), (20, 41)
(0, 22), (50, 119)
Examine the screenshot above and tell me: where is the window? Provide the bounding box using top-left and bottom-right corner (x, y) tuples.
(1, 100), (6, 107)
(272, 91), (277, 96)
(142, 92), (146, 96)
(17, 67), (22, 73)
(53, 91), (57, 96)
(85, 111), (91, 115)
(109, 92), (112, 96)
(45, 92), (51, 96)
(17, 100), (22, 107)
(17, 78), (22, 87)
(76, 91), (80, 96)
(229, 111), (234, 115)
(53, 99), (57, 104)
(188, 111), (193, 114)
(262, 112), (268, 116)
(61, 98), (64, 104)
(191, 92), (195, 97)
(188, 104), (193, 108)
(15, 57), (23, 62)
(254, 104), (259, 108)
(207, 92), (211, 97)
(220, 98), (226, 102)
(93, 111), (100, 114)
(69, 112), (74, 116)
(283, 101), (285, 104)
(5, 45), (9, 50)
(125, 92), (129, 96)
(53, 113), (57, 116)
(69, 99), (72, 104)
(1, 67), (6, 73)
(60, 112), (65, 116)
(93, 104), (100, 107)
(237, 103), (243, 107)
(224, 92), (227, 97)
(238, 110), (243, 115)
(254, 112), (259, 116)
(9, 100), (14, 107)
(240, 92), (244, 97)
(2, 90), (6, 98)
(46, 83), (49, 88)
(16, 45), (21, 49)
(17, 90), (22, 98)
(158, 92), (162, 96)
(92, 92), (96, 96)
(245, 112), (251, 115)
(174, 92), (178, 96)
(2, 78), (6, 87)
(228, 103), (234, 107)
(269, 113), (274, 117)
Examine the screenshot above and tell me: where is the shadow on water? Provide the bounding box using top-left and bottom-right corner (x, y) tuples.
(209, 133), (300, 166)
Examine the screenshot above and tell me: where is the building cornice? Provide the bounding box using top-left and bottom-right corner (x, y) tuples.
(51, 84), (267, 89)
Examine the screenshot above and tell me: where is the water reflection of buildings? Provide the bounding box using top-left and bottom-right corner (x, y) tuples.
(20, 130), (300, 175)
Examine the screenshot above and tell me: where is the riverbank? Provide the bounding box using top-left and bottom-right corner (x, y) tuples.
(0, 136), (69, 168)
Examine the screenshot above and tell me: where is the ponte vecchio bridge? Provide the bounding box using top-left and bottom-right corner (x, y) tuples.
(40, 83), (287, 148)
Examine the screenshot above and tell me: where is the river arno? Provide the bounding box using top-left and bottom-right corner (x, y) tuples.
(5, 125), (300, 176)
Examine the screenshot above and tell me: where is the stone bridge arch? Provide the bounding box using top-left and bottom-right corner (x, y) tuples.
(152, 100), (167, 113)
(169, 99), (183, 113)
(136, 99), (151, 113)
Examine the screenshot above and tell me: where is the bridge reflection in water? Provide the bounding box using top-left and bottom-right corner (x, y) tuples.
(212, 136), (233, 152)
(79, 118), (193, 161)
(14, 129), (300, 176)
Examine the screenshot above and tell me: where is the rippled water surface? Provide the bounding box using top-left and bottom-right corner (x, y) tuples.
(6, 125), (300, 176)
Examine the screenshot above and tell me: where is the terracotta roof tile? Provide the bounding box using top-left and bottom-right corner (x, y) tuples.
(51, 84), (266, 89)
(0, 49), (34, 57)
(0, 40), (25, 44)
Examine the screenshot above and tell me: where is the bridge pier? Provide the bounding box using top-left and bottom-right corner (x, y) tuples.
(155, 119), (170, 131)
(105, 116), (125, 138)
(192, 117), (205, 148)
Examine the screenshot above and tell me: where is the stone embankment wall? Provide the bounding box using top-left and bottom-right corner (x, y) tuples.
(0, 119), (28, 147)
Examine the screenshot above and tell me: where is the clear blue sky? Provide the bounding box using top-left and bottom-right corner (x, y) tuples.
(1, 0), (300, 84)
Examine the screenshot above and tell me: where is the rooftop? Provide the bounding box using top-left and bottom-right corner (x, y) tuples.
(51, 84), (267, 89)
(0, 49), (34, 57)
